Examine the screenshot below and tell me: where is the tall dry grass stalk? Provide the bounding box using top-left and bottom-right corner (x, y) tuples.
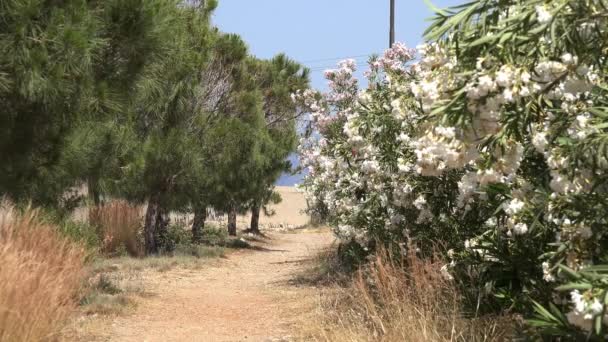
(307, 248), (513, 342)
(0, 202), (85, 342)
(89, 200), (142, 257)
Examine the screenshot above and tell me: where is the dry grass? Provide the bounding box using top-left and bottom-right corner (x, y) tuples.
(80, 268), (144, 316)
(76, 244), (226, 318)
(0, 203), (86, 342)
(89, 200), (142, 257)
(305, 248), (514, 342)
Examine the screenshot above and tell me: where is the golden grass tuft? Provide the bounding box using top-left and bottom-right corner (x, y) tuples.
(89, 200), (142, 257)
(0, 202), (86, 342)
(306, 248), (514, 342)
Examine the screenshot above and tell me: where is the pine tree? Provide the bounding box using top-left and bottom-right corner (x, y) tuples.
(117, 0), (219, 254)
(246, 55), (310, 234)
(0, 0), (101, 207)
(187, 32), (251, 242)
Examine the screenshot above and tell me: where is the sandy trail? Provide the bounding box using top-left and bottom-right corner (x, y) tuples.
(97, 230), (333, 342)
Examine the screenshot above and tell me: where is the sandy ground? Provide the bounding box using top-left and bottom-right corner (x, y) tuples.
(74, 186), (311, 231)
(198, 186), (311, 231)
(237, 186), (310, 229)
(75, 230), (334, 342)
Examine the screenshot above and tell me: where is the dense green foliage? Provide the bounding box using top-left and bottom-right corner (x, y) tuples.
(0, 0), (309, 253)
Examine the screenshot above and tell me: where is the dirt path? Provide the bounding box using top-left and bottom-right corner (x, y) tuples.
(90, 230), (333, 342)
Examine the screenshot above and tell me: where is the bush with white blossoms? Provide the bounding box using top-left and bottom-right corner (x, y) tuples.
(298, 0), (608, 338)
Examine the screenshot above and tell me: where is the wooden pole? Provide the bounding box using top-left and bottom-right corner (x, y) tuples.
(390, 0), (395, 48)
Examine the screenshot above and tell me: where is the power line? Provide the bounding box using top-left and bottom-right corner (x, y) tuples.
(299, 54), (372, 64)
(304, 57), (373, 71)
(307, 62), (367, 70)
(306, 66), (365, 72)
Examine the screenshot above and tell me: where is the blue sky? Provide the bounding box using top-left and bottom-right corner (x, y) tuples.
(212, 0), (462, 185)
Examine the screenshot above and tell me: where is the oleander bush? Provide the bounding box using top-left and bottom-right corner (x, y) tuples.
(298, 0), (608, 338)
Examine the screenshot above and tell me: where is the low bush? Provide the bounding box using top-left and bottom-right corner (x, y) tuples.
(173, 244), (226, 259)
(79, 271), (142, 316)
(156, 222), (229, 257)
(200, 225), (228, 246)
(0, 203), (86, 341)
(157, 222), (191, 253)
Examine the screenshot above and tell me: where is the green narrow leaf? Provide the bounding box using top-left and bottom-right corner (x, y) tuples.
(548, 302), (568, 325)
(430, 105), (449, 116)
(530, 23), (549, 35)
(555, 283), (593, 291)
(423, 0), (448, 16)
(558, 264), (583, 280)
(532, 300), (560, 323)
(425, 3), (478, 41)
(468, 34), (498, 47)
(498, 32), (514, 44)
(594, 123), (608, 129)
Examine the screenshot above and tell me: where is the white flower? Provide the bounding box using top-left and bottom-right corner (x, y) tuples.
(447, 249), (455, 258)
(413, 195), (427, 210)
(513, 222), (528, 235)
(502, 88), (514, 102)
(440, 264), (454, 281)
(571, 290), (588, 314)
(435, 126), (456, 139)
(485, 217), (497, 227)
(561, 53), (576, 65)
(465, 239), (478, 249)
(478, 75), (496, 93)
(535, 5), (552, 24)
(496, 65), (515, 87)
(590, 300), (603, 316)
(542, 262), (555, 282)
(532, 131), (548, 153)
(504, 198), (525, 216)
(397, 132), (411, 143)
(361, 160), (380, 174)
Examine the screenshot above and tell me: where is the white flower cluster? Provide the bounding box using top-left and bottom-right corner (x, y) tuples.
(410, 127), (473, 177)
(299, 44), (445, 241)
(566, 290), (605, 331)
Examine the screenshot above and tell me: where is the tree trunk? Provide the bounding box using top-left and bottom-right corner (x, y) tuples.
(156, 204), (169, 251)
(250, 202), (261, 234)
(192, 205), (207, 243)
(88, 176), (102, 206)
(227, 203), (237, 236)
(144, 193), (169, 255)
(144, 194), (160, 255)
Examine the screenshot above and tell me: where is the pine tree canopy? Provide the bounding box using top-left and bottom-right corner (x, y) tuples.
(0, 0), (310, 248)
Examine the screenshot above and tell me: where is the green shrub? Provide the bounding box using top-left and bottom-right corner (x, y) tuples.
(158, 223), (191, 253)
(173, 244), (225, 259)
(200, 225), (228, 246)
(58, 220), (100, 251)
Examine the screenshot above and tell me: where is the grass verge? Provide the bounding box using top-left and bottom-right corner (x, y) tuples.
(0, 203), (86, 342)
(301, 247), (516, 342)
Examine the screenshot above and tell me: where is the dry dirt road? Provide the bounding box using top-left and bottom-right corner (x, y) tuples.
(85, 230), (334, 342)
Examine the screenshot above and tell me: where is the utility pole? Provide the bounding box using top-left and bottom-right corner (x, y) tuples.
(389, 0), (395, 48)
